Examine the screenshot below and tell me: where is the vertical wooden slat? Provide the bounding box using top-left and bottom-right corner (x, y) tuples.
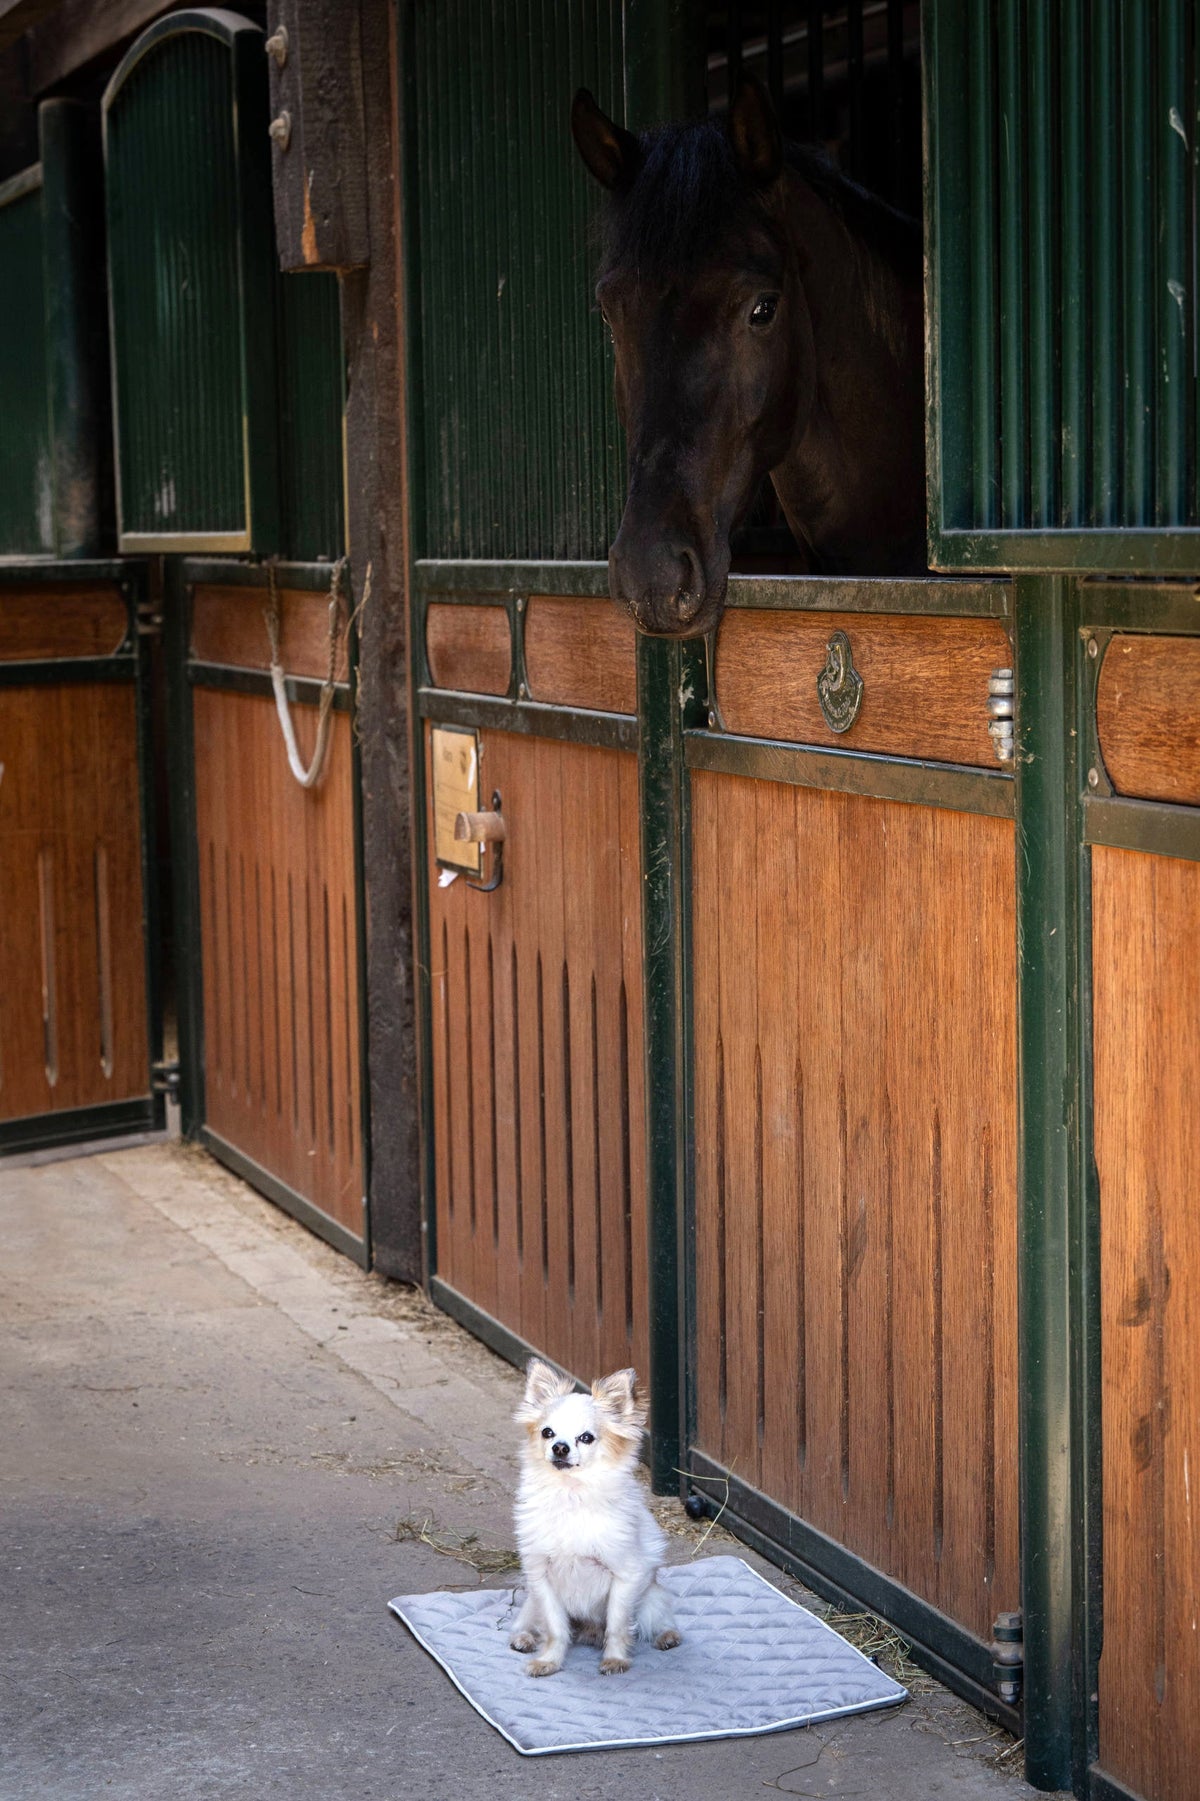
(996, 0), (1027, 529)
(1091, 0), (1121, 525)
(1121, 0), (1153, 526)
(1059, 0), (1085, 526)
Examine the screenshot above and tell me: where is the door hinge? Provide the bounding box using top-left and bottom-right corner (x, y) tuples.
(991, 1610), (1023, 1706)
(988, 668), (1015, 763)
(151, 1060), (181, 1099)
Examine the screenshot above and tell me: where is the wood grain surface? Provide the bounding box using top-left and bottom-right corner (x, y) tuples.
(194, 689), (363, 1239)
(191, 584), (350, 683)
(0, 586), (127, 661)
(716, 610), (1012, 765)
(1097, 634), (1200, 805)
(1094, 845), (1200, 1801)
(424, 603), (511, 695)
(691, 770), (1019, 1641)
(426, 725), (648, 1384)
(0, 681), (148, 1121)
(523, 596), (637, 715)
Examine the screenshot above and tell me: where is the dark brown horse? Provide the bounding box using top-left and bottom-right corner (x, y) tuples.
(572, 77), (926, 638)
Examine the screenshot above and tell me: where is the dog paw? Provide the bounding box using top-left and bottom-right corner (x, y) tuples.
(509, 1631), (537, 1653)
(654, 1629), (682, 1650)
(599, 1655), (631, 1675)
(527, 1658), (562, 1678)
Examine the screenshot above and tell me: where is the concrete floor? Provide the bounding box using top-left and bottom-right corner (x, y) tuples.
(0, 1144), (1061, 1800)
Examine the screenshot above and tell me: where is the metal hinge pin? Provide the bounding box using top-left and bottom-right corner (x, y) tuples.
(265, 25), (289, 67)
(988, 668), (1015, 764)
(991, 1610), (1023, 1707)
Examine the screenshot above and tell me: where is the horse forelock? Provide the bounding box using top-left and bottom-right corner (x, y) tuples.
(599, 120), (771, 280)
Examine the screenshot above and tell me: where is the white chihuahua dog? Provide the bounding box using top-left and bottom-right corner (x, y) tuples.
(510, 1358), (682, 1676)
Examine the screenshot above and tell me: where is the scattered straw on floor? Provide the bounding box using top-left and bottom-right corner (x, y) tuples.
(394, 1512), (519, 1578)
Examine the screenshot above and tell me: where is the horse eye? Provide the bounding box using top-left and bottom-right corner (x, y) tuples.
(750, 294), (779, 327)
(541, 1425), (555, 1439)
(577, 1432), (595, 1445)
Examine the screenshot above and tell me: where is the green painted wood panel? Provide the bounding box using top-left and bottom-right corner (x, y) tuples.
(103, 13), (280, 552)
(406, 0), (626, 561)
(0, 175), (53, 557)
(276, 271), (345, 563)
(927, 0), (1200, 563)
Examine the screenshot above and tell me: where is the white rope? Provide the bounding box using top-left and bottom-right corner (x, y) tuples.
(264, 558), (347, 789)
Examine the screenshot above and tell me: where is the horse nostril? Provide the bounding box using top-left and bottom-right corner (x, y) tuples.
(675, 548), (703, 620)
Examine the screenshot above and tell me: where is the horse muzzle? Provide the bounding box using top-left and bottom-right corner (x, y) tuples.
(608, 533), (727, 639)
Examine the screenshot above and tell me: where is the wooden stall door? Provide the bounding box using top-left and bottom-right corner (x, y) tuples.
(421, 594), (650, 1384)
(1094, 845), (1200, 1801)
(687, 592), (1020, 1689)
(189, 580), (364, 1253)
(0, 581), (156, 1152)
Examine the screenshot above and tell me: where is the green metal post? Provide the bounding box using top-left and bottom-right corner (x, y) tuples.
(1014, 574), (1078, 1791)
(624, 2), (705, 1492)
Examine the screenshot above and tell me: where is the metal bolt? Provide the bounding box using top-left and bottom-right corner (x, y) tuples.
(268, 110), (292, 151)
(707, 709), (717, 729)
(515, 596), (525, 613)
(265, 25), (289, 66)
(518, 681), (527, 699)
(1088, 766), (1101, 789)
(1086, 635), (1099, 659)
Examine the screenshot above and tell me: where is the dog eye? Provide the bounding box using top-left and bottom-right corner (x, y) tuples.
(749, 293), (779, 327)
(577, 1432), (595, 1445)
(540, 1425), (554, 1439)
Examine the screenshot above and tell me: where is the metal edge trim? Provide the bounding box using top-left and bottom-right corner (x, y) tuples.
(931, 527), (1200, 575)
(428, 1276), (549, 1377)
(723, 576), (1012, 617)
(0, 657), (136, 687)
(1083, 794), (1200, 861)
(417, 687), (637, 751)
(1087, 1767), (1151, 1801)
(179, 559), (343, 592)
(0, 1097), (160, 1157)
(0, 163), (43, 209)
(686, 1450), (1020, 1734)
(0, 559), (141, 583)
(685, 732), (1015, 816)
(187, 663), (351, 709)
(118, 533), (254, 554)
(101, 7), (262, 115)
(200, 1129), (368, 1269)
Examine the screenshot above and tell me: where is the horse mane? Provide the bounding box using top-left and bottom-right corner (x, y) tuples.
(598, 116), (921, 283)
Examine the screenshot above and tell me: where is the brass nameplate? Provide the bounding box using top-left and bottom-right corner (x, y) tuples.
(431, 725), (482, 873)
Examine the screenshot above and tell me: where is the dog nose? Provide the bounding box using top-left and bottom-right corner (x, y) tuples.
(552, 1440), (570, 1460)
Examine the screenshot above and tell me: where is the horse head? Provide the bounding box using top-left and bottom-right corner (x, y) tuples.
(573, 77), (809, 638)
(572, 77), (925, 639)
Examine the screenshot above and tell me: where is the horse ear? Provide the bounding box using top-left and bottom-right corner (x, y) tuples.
(727, 72), (782, 185)
(572, 88), (642, 192)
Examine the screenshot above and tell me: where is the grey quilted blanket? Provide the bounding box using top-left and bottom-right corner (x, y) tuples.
(389, 1552), (907, 1755)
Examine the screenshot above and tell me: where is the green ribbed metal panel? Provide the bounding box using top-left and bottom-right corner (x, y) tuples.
(408, 0), (626, 560)
(0, 176), (53, 556)
(103, 14), (279, 551)
(928, 0), (1200, 551)
(276, 271), (345, 562)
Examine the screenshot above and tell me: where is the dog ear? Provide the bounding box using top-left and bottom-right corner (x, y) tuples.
(592, 1367), (647, 1432)
(515, 1357), (573, 1423)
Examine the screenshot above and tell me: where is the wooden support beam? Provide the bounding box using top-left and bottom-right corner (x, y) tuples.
(266, 0), (369, 271)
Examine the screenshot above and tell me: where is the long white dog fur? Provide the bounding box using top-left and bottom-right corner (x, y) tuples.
(510, 1359), (681, 1676)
